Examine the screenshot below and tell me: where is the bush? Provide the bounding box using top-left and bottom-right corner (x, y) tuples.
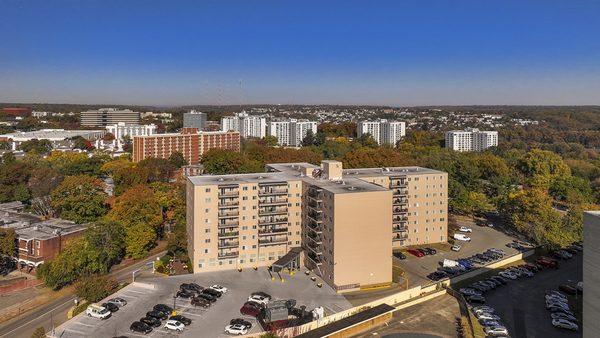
(31, 327), (45, 338)
(75, 275), (118, 303)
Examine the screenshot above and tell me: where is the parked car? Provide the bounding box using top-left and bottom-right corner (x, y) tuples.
(548, 306), (574, 315)
(191, 296), (211, 307)
(546, 290), (567, 300)
(197, 292), (217, 303)
(537, 258), (558, 269)
(484, 326), (508, 336)
(454, 233), (471, 242)
(458, 226), (472, 233)
(552, 318), (578, 331)
(250, 291), (272, 300)
(559, 284), (577, 295)
(101, 302), (119, 313)
(202, 288), (222, 298)
(169, 315), (192, 326)
(393, 251), (407, 260)
(240, 301), (263, 317)
(417, 248), (429, 256)
(107, 297), (127, 307)
(476, 312), (500, 321)
(146, 310), (168, 320)
(427, 271), (447, 281)
(424, 247), (437, 255)
(153, 304), (173, 314)
(164, 320), (185, 332)
(451, 244), (461, 252)
(473, 305), (495, 313)
(466, 295), (486, 304)
(225, 323), (249, 335)
(210, 284), (228, 294)
(551, 312), (577, 322)
(85, 304), (112, 319)
(460, 288), (482, 297)
(140, 316), (161, 328)
(248, 295), (269, 305)
(480, 320), (502, 328)
(407, 249), (424, 257)
(130, 321), (153, 334)
(177, 289), (195, 299)
(230, 318), (253, 329)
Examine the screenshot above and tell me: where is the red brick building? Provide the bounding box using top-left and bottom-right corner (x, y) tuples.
(1, 107), (32, 117)
(132, 129), (240, 164)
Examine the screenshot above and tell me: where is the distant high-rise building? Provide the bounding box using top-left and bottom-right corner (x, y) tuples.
(584, 211), (600, 338)
(357, 119), (406, 146)
(80, 108), (140, 127)
(267, 119), (317, 147)
(445, 128), (498, 152)
(221, 112), (267, 138)
(105, 122), (157, 151)
(183, 110), (207, 130)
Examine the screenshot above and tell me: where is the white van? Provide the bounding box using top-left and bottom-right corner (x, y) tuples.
(85, 304), (111, 319)
(453, 233), (471, 242)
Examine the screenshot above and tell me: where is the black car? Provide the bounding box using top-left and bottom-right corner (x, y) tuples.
(230, 318), (252, 329)
(146, 310), (168, 320)
(176, 289), (195, 299)
(427, 271), (446, 281)
(140, 316), (161, 327)
(188, 282), (204, 293)
(466, 295), (486, 304)
(169, 315), (192, 326)
(202, 288), (222, 298)
(191, 296), (211, 307)
(102, 302), (119, 312)
(393, 252), (407, 260)
(130, 321), (153, 334)
(424, 247), (437, 255)
(197, 292), (217, 303)
(417, 248), (429, 256)
(153, 304), (173, 314)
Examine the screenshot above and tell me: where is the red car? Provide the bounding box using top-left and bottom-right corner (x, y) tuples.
(240, 302), (263, 317)
(536, 258), (558, 269)
(407, 249), (424, 257)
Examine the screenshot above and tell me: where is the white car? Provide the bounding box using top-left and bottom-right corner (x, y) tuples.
(499, 271), (517, 280)
(460, 288), (481, 297)
(546, 300), (569, 310)
(210, 284), (228, 294)
(247, 295), (269, 305)
(225, 324), (249, 335)
(477, 312), (501, 321)
(451, 244), (461, 252)
(552, 318), (578, 331)
(85, 304), (111, 319)
(164, 320), (185, 332)
(484, 326), (509, 336)
(473, 306), (495, 313)
(487, 223), (494, 227)
(458, 226), (472, 233)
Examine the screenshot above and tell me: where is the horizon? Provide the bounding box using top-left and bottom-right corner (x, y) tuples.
(1, 0), (599, 106)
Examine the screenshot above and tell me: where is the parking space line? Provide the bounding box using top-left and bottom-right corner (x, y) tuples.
(72, 322), (96, 327)
(125, 289), (147, 294)
(181, 312), (203, 317)
(63, 328), (88, 335)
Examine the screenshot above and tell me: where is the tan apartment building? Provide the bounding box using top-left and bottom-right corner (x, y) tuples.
(187, 160), (447, 292)
(132, 128), (240, 164)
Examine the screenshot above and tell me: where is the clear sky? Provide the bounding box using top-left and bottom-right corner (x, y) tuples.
(1, 0), (599, 106)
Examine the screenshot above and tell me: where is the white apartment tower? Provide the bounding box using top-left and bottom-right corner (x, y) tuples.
(267, 119), (317, 147)
(445, 128), (498, 152)
(105, 122), (157, 151)
(357, 119), (406, 146)
(221, 112), (267, 139)
(268, 121), (292, 146)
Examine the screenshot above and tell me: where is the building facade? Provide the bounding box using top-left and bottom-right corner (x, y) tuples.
(105, 122), (156, 151)
(80, 108), (141, 127)
(132, 129), (240, 164)
(183, 110), (207, 130)
(357, 119), (406, 146)
(221, 112), (267, 139)
(584, 211), (600, 338)
(186, 160), (447, 292)
(445, 128), (498, 152)
(0, 129), (105, 151)
(267, 119), (317, 147)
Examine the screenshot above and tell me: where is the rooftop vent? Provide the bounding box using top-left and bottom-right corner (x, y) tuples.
(344, 186), (365, 191)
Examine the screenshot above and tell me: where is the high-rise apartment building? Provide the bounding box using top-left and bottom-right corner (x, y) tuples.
(357, 119), (406, 146)
(267, 119), (317, 147)
(183, 110), (207, 130)
(186, 160), (447, 292)
(80, 108), (141, 127)
(132, 129), (240, 164)
(445, 128), (498, 152)
(584, 211), (600, 338)
(105, 122), (157, 151)
(221, 112), (267, 138)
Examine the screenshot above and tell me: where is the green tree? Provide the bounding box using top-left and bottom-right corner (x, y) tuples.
(84, 219), (125, 271)
(37, 238), (98, 289)
(50, 175), (108, 223)
(0, 228), (17, 256)
(137, 158), (176, 182)
(517, 149), (571, 188)
(18, 139), (53, 154)
(0, 155), (31, 202)
(168, 152), (188, 168)
(302, 129), (316, 146)
(355, 134), (378, 148)
(28, 166), (64, 198)
(201, 149), (258, 175)
(263, 135), (278, 147)
(75, 275), (118, 303)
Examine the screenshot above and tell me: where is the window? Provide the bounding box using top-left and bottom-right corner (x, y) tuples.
(205, 188), (211, 193)
(205, 228), (210, 233)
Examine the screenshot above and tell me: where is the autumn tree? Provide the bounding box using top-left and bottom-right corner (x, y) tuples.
(18, 139), (52, 154)
(50, 175), (108, 223)
(0, 228), (17, 256)
(168, 152), (188, 168)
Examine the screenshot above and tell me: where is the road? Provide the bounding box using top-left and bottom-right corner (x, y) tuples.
(0, 251), (166, 338)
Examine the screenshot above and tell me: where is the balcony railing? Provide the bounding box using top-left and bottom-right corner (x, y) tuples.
(218, 211), (239, 218)
(259, 207), (287, 216)
(392, 189), (409, 196)
(258, 188), (288, 196)
(218, 241), (240, 248)
(307, 252), (322, 264)
(259, 197), (288, 205)
(390, 180), (408, 188)
(258, 217), (288, 225)
(392, 233), (408, 241)
(218, 189), (239, 197)
(218, 200), (239, 207)
(218, 231), (239, 238)
(258, 237), (288, 246)
(218, 251), (239, 259)
(392, 226), (408, 233)
(393, 208), (408, 214)
(218, 221), (239, 228)
(392, 198), (408, 205)
(258, 227), (288, 235)
(307, 212), (323, 222)
(307, 222), (322, 234)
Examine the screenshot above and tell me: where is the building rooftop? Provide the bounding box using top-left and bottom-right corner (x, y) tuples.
(0, 129), (104, 141)
(0, 209), (86, 240)
(342, 166), (446, 177)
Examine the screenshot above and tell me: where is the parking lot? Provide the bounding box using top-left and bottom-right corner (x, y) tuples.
(482, 253), (583, 338)
(397, 224), (522, 287)
(53, 269), (352, 338)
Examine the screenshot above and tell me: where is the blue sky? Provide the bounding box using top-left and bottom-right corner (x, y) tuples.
(1, 0), (599, 106)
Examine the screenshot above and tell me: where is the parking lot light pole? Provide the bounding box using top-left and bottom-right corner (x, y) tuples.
(173, 294), (177, 314)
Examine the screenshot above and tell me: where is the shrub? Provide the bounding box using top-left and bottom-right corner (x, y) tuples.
(31, 327), (45, 338)
(75, 275), (118, 303)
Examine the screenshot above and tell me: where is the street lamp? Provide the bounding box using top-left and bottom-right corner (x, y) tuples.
(173, 294), (177, 315)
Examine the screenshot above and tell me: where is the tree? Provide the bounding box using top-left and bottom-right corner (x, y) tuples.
(18, 139), (53, 154)
(37, 238), (96, 289)
(31, 327), (45, 338)
(263, 135), (278, 147)
(45, 151), (105, 177)
(84, 219), (125, 271)
(201, 149), (259, 175)
(302, 129), (316, 147)
(355, 134), (379, 148)
(168, 152), (188, 168)
(108, 185), (162, 258)
(0, 155), (31, 203)
(28, 166), (64, 198)
(71, 136), (94, 151)
(75, 275), (118, 303)
(137, 158), (176, 182)
(0, 228), (17, 257)
(121, 135), (132, 152)
(517, 149), (571, 188)
(549, 175), (593, 205)
(50, 175), (108, 223)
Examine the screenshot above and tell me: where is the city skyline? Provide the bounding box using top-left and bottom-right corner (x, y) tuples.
(1, 0), (599, 106)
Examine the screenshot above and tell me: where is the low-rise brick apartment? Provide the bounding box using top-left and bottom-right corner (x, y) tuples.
(186, 160), (447, 292)
(132, 128), (240, 164)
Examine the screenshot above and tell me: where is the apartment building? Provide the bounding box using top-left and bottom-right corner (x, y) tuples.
(132, 129), (240, 164)
(267, 119), (317, 147)
(104, 122), (157, 151)
(584, 211), (600, 338)
(221, 112), (267, 138)
(80, 108), (141, 127)
(187, 160), (447, 292)
(183, 110), (207, 130)
(445, 128), (498, 152)
(0, 129), (105, 151)
(357, 119), (406, 146)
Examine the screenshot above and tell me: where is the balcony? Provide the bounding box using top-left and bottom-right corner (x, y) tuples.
(307, 221), (322, 234)
(307, 212), (323, 222)
(259, 197), (288, 206)
(258, 217), (288, 226)
(393, 207), (408, 215)
(218, 251), (239, 259)
(307, 200), (322, 209)
(218, 241), (240, 248)
(392, 198), (408, 205)
(393, 233), (408, 241)
(218, 210), (239, 218)
(307, 231), (322, 244)
(392, 226), (408, 233)
(306, 240), (322, 254)
(389, 179), (408, 188)
(218, 231), (239, 238)
(392, 215), (408, 223)
(218, 221), (239, 228)
(258, 237), (288, 246)
(259, 207), (287, 216)
(258, 187), (288, 196)
(258, 227), (288, 235)
(218, 188), (239, 197)
(392, 189), (409, 196)
(307, 252), (322, 265)
(218, 199), (239, 208)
